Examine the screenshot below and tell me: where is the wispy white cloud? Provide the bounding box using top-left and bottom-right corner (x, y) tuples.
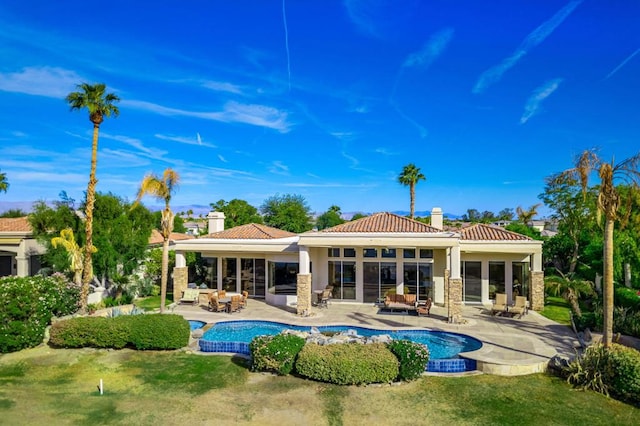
(403, 28), (454, 69)
(284, 182), (376, 188)
(605, 48), (640, 80)
(473, 0), (582, 94)
(218, 155), (227, 163)
(0, 66), (82, 98)
(375, 148), (396, 156)
(100, 133), (164, 157)
(341, 151), (359, 168)
(123, 99), (292, 133)
(201, 80), (244, 95)
(344, 0), (380, 38)
(269, 160), (289, 175)
(154, 133), (217, 148)
(520, 78), (563, 124)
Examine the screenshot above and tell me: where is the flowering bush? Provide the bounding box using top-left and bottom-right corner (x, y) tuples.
(0, 274), (80, 353)
(250, 333), (306, 375)
(387, 339), (430, 381)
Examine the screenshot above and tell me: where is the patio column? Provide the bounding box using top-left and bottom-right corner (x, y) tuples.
(297, 245), (312, 316)
(530, 250), (544, 311)
(172, 266), (188, 303)
(448, 245), (463, 323)
(175, 250), (186, 268)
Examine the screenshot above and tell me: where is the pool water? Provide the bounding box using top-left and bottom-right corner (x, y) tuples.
(200, 320), (482, 360)
(189, 320), (206, 331)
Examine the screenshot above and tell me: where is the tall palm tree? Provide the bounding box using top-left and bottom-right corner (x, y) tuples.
(66, 83), (120, 312)
(398, 163), (426, 219)
(553, 149), (640, 347)
(545, 274), (595, 319)
(0, 169), (8, 193)
(516, 203), (541, 225)
(135, 168), (180, 313)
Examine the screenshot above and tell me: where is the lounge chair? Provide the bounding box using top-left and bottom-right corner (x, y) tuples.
(180, 288), (199, 306)
(319, 289), (332, 308)
(417, 298), (432, 317)
(228, 295), (241, 313)
(510, 296), (527, 318)
(208, 294), (227, 312)
(491, 293), (508, 316)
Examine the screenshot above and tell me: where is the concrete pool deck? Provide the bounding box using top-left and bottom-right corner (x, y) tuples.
(172, 299), (580, 376)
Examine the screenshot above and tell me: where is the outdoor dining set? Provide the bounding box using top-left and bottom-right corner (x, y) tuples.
(178, 288), (248, 314)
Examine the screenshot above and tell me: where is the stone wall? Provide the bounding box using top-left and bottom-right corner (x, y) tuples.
(530, 271), (544, 311)
(172, 266), (188, 303)
(448, 277), (463, 324)
(296, 273), (312, 316)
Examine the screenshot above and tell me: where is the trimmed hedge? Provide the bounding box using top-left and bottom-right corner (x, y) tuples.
(567, 343), (640, 407)
(49, 314), (189, 350)
(295, 343), (399, 385)
(0, 274), (80, 353)
(250, 333), (306, 375)
(387, 339), (430, 381)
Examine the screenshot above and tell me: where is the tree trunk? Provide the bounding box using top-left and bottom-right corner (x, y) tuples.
(602, 218), (615, 347)
(410, 183), (415, 219)
(569, 239), (580, 274)
(160, 238), (169, 313)
(80, 122), (100, 313)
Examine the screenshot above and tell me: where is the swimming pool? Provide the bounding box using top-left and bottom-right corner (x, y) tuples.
(189, 320), (206, 331)
(199, 320), (482, 372)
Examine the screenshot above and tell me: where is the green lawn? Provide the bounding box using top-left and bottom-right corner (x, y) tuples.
(133, 294), (173, 311)
(0, 346), (637, 425)
(540, 296), (572, 326)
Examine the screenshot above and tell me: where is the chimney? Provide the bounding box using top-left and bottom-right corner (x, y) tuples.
(207, 211), (225, 234)
(430, 207), (443, 230)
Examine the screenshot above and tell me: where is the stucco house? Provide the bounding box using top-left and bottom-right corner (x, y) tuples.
(0, 217), (46, 277)
(172, 208), (544, 322)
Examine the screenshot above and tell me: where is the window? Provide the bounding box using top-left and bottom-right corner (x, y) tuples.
(328, 261), (356, 300)
(463, 261), (482, 303)
(419, 249), (433, 259)
(343, 248), (356, 257)
(403, 263), (432, 300)
(403, 249), (416, 258)
(200, 257), (217, 289)
(364, 248), (377, 258)
(328, 248), (340, 258)
(268, 262), (298, 295)
(489, 261), (505, 300)
(381, 248), (396, 258)
(241, 258), (266, 297)
(512, 262), (529, 302)
(222, 258), (237, 292)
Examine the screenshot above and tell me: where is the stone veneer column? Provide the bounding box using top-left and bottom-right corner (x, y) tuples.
(530, 271), (544, 311)
(443, 269), (450, 309)
(172, 267), (188, 304)
(448, 277), (463, 324)
(296, 273), (312, 316)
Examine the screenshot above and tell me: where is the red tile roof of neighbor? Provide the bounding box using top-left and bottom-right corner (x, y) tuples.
(0, 217), (32, 233)
(205, 223), (297, 240)
(459, 223), (532, 241)
(320, 212), (441, 233)
(148, 229), (195, 245)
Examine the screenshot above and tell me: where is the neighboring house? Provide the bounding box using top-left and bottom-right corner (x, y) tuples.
(173, 209), (544, 321)
(0, 217), (46, 277)
(148, 229), (195, 247)
(182, 220), (207, 236)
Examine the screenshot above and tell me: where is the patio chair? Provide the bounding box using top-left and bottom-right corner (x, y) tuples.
(319, 289), (331, 309)
(218, 290), (227, 298)
(417, 297), (432, 317)
(228, 295), (241, 313)
(208, 294), (227, 312)
(491, 293), (508, 316)
(239, 291), (249, 309)
(509, 296), (527, 318)
(179, 289), (199, 306)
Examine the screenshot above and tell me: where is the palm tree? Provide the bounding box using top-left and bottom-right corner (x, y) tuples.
(0, 169), (8, 194)
(516, 203), (541, 225)
(135, 168), (180, 313)
(66, 83), (120, 312)
(553, 149), (640, 347)
(545, 274), (595, 319)
(51, 228), (95, 286)
(398, 163), (426, 219)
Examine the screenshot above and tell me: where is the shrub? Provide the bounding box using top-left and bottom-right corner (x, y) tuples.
(0, 275), (79, 353)
(128, 314), (190, 350)
(49, 314), (189, 350)
(295, 343), (399, 385)
(250, 333), (306, 375)
(387, 339), (430, 381)
(614, 287), (640, 311)
(567, 343), (640, 406)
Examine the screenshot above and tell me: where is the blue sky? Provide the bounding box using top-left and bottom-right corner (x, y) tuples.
(0, 0), (638, 218)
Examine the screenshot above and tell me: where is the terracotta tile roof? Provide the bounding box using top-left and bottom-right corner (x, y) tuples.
(321, 212), (441, 233)
(0, 217), (32, 233)
(148, 229), (195, 245)
(460, 223), (532, 241)
(205, 223), (297, 239)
